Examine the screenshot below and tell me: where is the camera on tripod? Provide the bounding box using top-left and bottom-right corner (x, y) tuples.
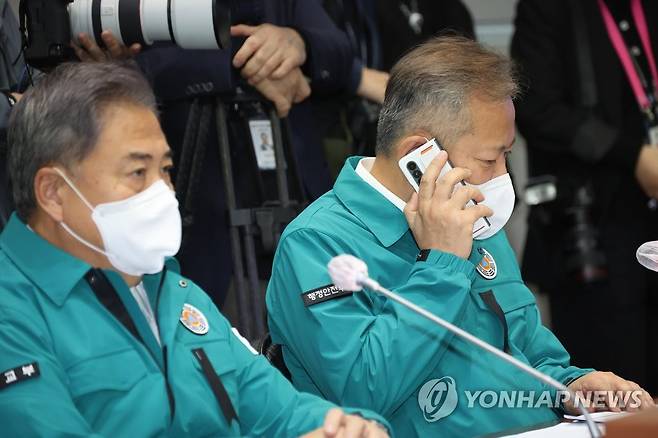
(19, 0), (232, 69)
(525, 176), (607, 285)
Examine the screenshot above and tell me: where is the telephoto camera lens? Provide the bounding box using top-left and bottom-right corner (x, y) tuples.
(68, 0), (230, 50)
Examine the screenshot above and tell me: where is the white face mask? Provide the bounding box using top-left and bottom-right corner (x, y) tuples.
(55, 169), (182, 276)
(469, 173), (515, 240)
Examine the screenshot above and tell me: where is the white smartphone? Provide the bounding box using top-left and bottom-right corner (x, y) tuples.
(398, 138), (491, 238)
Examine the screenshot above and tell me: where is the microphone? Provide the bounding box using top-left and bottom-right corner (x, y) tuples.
(328, 255), (602, 438)
(637, 241), (658, 272)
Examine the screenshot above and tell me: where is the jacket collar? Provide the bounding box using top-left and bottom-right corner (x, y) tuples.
(0, 213), (181, 306)
(334, 157), (410, 247)
(0, 213), (93, 306)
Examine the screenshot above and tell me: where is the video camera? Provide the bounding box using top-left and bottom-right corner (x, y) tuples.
(19, 0), (231, 69)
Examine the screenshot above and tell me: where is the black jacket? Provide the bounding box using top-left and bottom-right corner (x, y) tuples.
(512, 0), (658, 288)
(377, 0), (474, 71)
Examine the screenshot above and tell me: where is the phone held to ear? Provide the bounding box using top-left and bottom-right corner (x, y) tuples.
(398, 138), (491, 238)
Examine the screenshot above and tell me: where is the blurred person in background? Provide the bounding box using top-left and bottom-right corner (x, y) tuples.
(512, 0), (658, 394)
(318, 0), (475, 178)
(137, 0), (355, 312)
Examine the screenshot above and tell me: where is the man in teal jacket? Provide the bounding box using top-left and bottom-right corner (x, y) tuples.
(266, 37), (655, 437)
(0, 61), (390, 437)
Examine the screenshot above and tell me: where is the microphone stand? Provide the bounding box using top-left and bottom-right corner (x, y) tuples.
(357, 275), (602, 438)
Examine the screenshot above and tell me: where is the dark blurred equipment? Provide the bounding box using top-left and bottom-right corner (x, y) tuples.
(513, 0), (658, 393)
(18, 0), (231, 69)
(259, 332), (291, 381)
(174, 88), (306, 340)
(525, 177), (607, 284)
(563, 186), (607, 283)
(18, 0), (72, 69)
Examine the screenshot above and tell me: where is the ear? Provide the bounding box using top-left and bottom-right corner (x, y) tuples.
(396, 134), (433, 160)
(34, 167), (66, 222)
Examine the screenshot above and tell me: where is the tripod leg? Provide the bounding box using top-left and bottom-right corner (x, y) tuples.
(281, 117), (309, 205)
(175, 99), (201, 204)
(183, 101), (212, 220)
(269, 109), (290, 206)
(216, 98), (253, 338)
(242, 225), (266, 338)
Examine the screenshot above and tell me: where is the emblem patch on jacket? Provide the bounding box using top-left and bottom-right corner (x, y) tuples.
(180, 303), (209, 335)
(301, 284), (352, 307)
(476, 248), (497, 280)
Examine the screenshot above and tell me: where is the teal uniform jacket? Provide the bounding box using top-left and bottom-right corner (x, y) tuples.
(266, 157), (594, 437)
(0, 213), (390, 437)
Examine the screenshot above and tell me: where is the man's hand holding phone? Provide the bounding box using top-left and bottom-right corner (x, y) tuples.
(404, 151), (493, 259)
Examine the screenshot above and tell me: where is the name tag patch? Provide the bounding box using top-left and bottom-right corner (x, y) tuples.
(1, 362), (40, 391)
(301, 284), (352, 307)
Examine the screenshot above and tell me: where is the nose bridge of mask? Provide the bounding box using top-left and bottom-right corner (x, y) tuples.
(469, 173), (511, 191)
(93, 179), (170, 217)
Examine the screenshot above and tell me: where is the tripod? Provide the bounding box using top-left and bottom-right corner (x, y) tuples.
(174, 88), (306, 340)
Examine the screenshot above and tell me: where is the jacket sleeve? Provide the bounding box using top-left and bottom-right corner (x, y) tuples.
(290, 0), (354, 95)
(0, 306), (103, 437)
(522, 305), (594, 388)
(136, 45), (235, 102)
(266, 228), (476, 416)
(220, 313), (392, 436)
(511, 0), (644, 170)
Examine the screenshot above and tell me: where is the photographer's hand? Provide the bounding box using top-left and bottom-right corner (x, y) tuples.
(404, 151), (493, 259)
(231, 24), (306, 85)
(635, 145), (658, 199)
(72, 31), (141, 62)
(252, 68), (310, 118)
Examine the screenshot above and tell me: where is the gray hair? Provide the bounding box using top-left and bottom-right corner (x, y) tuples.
(376, 36), (519, 155)
(7, 61), (157, 221)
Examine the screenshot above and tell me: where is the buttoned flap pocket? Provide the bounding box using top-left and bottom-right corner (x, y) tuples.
(485, 283), (538, 354)
(187, 339), (237, 376)
(66, 348), (147, 399)
(492, 283), (537, 314)
(187, 340), (240, 427)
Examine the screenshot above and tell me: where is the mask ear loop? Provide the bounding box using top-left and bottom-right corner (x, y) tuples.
(52, 167), (109, 257)
(60, 221), (108, 256)
(52, 167), (95, 211)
